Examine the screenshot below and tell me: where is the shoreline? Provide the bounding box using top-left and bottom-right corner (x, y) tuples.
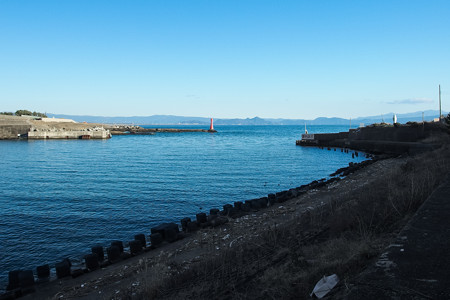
(1, 152), (375, 298)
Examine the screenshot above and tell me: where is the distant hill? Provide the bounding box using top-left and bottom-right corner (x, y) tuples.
(47, 110), (447, 126)
(215, 117), (272, 125)
(45, 114), (211, 125)
(265, 117), (349, 125)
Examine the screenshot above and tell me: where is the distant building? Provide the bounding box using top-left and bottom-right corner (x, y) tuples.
(20, 115), (42, 120)
(41, 117), (76, 123)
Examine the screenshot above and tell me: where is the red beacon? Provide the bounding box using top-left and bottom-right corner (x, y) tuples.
(208, 118), (217, 132)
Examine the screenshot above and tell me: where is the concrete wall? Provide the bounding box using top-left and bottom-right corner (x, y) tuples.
(310, 124), (443, 144)
(349, 126), (426, 142)
(41, 118), (76, 123)
(306, 131), (349, 141)
(27, 130), (111, 139)
(0, 125), (32, 139)
(0, 115), (32, 138)
(1, 115), (111, 140)
(297, 123), (447, 155)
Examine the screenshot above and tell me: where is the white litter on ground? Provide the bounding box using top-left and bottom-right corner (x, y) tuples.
(310, 274), (339, 298)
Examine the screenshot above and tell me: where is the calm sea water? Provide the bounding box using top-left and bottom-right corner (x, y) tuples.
(0, 125), (365, 288)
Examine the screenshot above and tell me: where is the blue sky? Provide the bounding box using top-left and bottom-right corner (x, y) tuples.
(0, 0), (449, 119)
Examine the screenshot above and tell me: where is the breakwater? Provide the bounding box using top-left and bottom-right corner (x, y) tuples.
(297, 122), (447, 154)
(106, 124), (216, 135)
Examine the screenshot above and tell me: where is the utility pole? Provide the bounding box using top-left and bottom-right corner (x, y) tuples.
(439, 84), (442, 122)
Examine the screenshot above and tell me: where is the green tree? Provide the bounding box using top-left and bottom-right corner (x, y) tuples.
(15, 109), (33, 116)
(14, 110), (47, 117)
(0, 112), (13, 115)
(32, 111), (47, 118)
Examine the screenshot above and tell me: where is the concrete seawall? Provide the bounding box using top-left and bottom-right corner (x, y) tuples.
(0, 116), (33, 139)
(297, 122), (447, 155)
(0, 125), (32, 139)
(0, 115), (111, 140)
(27, 129), (111, 139)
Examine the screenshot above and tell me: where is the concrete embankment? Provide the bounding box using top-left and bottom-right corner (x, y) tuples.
(0, 116), (32, 139)
(297, 122), (448, 155)
(27, 129), (110, 139)
(0, 115), (111, 140)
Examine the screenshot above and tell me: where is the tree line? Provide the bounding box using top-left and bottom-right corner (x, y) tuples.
(0, 110), (47, 118)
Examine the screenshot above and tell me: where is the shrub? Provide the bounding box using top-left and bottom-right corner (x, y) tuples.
(14, 110), (47, 117)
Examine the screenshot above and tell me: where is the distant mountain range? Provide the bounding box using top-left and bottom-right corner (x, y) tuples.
(47, 110), (447, 126)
